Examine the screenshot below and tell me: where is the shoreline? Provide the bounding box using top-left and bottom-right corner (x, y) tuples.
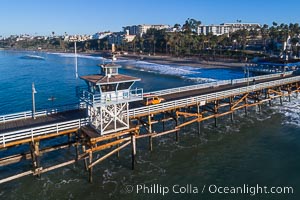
(118, 54), (247, 70)
(2, 48), (246, 70)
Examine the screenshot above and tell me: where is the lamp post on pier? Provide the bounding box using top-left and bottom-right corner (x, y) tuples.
(32, 82), (37, 119)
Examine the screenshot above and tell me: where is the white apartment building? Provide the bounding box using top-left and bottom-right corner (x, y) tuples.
(92, 32), (113, 40)
(107, 31), (136, 45)
(64, 34), (91, 42)
(123, 25), (140, 35)
(221, 23), (261, 32)
(198, 25), (230, 36)
(123, 24), (170, 36)
(197, 23), (261, 36)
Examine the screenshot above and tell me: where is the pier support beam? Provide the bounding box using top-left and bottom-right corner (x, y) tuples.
(148, 115), (153, 151)
(266, 89), (272, 106)
(68, 133), (72, 147)
(230, 97), (234, 122)
(75, 143), (80, 161)
(197, 104), (201, 135)
(175, 112), (179, 142)
(75, 132), (80, 161)
(88, 151), (93, 183)
(117, 137), (120, 158)
(82, 145), (88, 171)
(267, 91), (272, 106)
(244, 97), (248, 115)
(131, 134), (136, 170)
(30, 141), (41, 177)
(214, 101), (218, 127)
(162, 113), (166, 132)
(279, 88), (283, 105)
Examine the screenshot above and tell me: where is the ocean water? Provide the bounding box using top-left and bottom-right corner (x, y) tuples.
(0, 50), (299, 200)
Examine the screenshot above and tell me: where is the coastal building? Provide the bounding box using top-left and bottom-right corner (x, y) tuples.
(92, 32), (113, 40)
(122, 25), (140, 35)
(107, 33), (122, 45)
(124, 32), (136, 42)
(197, 25), (230, 36)
(123, 24), (170, 36)
(107, 31), (136, 45)
(64, 34), (91, 42)
(221, 23), (261, 32)
(197, 22), (261, 36)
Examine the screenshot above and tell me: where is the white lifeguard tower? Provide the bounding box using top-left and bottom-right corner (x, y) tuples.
(80, 63), (143, 135)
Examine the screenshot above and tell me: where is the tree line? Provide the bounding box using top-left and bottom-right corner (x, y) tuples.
(3, 18), (300, 60)
(124, 19), (300, 60)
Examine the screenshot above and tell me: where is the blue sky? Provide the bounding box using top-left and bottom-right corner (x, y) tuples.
(1, 0), (300, 36)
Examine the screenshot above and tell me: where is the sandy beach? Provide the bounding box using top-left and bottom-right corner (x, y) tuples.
(118, 54), (247, 70)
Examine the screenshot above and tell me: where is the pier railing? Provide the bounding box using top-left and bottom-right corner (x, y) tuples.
(129, 75), (300, 117)
(0, 72), (293, 124)
(0, 103), (85, 123)
(0, 118), (89, 147)
(1, 76), (299, 147)
(143, 72), (293, 97)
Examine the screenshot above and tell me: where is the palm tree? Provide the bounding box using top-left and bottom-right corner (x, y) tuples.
(150, 34), (156, 55)
(261, 24), (269, 52)
(164, 34), (170, 54)
(138, 37), (144, 53)
(290, 37), (299, 57)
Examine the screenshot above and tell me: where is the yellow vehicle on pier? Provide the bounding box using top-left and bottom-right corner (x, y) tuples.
(143, 96), (165, 106)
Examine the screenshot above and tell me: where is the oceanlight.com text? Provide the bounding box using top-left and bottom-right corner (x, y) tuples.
(207, 184), (294, 196)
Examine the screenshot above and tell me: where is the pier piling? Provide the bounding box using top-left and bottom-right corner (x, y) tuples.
(88, 151), (93, 183)
(131, 134), (136, 170)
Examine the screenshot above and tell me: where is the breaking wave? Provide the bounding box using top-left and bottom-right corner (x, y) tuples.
(116, 59), (244, 83)
(48, 52), (104, 60)
(271, 94), (300, 127)
(47, 53), (245, 83)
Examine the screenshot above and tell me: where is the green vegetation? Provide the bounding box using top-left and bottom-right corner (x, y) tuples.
(1, 19), (300, 61)
(126, 20), (300, 60)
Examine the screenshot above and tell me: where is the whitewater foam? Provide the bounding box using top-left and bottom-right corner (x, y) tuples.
(48, 53), (244, 82)
(116, 59), (244, 82)
(48, 52), (104, 60)
(272, 94), (300, 127)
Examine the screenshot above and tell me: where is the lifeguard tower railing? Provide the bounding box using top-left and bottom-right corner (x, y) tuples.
(79, 88), (143, 106)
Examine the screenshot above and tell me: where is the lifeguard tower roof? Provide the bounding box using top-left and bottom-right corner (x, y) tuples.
(80, 74), (140, 85)
(80, 63), (140, 85)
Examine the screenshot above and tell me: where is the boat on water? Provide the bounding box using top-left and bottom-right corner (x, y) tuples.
(21, 54), (45, 60)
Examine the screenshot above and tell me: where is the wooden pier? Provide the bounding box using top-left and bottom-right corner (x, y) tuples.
(0, 72), (300, 184)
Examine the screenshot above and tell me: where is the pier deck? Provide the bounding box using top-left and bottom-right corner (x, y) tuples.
(0, 109), (87, 133)
(0, 74), (292, 134)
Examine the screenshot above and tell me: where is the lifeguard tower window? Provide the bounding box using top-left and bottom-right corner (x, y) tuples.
(101, 84), (117, 92)
(118, 81), (133, 90)
(102, 68), (118, 75)
(110, 68), (117, 74)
